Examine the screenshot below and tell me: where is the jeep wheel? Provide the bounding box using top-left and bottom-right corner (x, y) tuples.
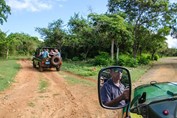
(33, 61), (36, 68)
(39, 63), (43, 72)
(56, 66), (60, 71)
(39, 66), (43, 72)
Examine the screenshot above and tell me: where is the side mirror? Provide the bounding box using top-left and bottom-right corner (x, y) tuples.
(98, 66), (131, 109)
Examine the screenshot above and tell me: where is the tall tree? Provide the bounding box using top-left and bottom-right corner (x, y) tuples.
(68, 13), (98, 59)
(0, 30), (7, 58)
(7, 33), (41, 56)
(36, 19), (66, 53)
(108, 0), (177, 58)
(0, 0), (11, 25)
(89, 13), (132, 61)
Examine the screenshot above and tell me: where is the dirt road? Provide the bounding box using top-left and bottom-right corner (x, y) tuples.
(0, 60), (119, 118)
(0, 57), (177, 118)
(132, 57), (177, 88)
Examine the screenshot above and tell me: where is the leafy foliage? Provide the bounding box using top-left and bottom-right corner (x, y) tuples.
(93, 52), (113, 66)
(0, 31), (42, 58)
(0, 0), (11, 25)
(62, 61), (102, 77)
(108, 0), (177, 58)
(138, 55), (150, 65)
(118, 55), (138, 67)
(35, 19), (66, 52)
(0, 0), (175, 67)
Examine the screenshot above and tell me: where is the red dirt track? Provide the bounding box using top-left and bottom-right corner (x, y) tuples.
(0, 57), (177, 118)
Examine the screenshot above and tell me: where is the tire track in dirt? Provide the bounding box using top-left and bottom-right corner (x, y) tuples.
(41, 71), (92, 118)
(0, 60), (122, 118)
(132, 57), (177, 88)
(0, 60), (40, 118)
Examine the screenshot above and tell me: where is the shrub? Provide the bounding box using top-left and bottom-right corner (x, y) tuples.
(72, 56), (80, 61)
(147, 55), (151, 60)
(138, 55), (150, 65)
(118, 55), (138, 67)
(154, 54), (159, 61)
(127, 57), (138, 67)
(118, 55), (129, 66)
(94, 52), (112, 66)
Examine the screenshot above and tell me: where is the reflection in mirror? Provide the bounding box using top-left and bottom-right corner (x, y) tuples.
(98, 67), (131, 109)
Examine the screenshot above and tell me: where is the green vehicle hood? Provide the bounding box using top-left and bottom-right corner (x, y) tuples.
(131, 82), (177, 108)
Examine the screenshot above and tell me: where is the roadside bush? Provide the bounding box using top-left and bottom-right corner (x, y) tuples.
(72, 56), (80, 61)
(147, 55), (151, 60)
(118, 55), (138, 67)
(94, 52), (112, 66)
(154, 54), (159, 61)
(138, 55), (150, 65)
(127, 57), (138, 67)
(118, 55), (128, 66)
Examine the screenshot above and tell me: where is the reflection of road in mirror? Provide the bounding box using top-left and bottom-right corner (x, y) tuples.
(99, 67), (130, 108)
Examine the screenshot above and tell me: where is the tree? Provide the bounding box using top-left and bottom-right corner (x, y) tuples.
(89, 13), (132, 61)
(68, 13), (98, 59)
(108, 0), (177, 58)
(7, 33), (41, 56)
(36, 19), (66, 53)
(0, 0), (11, 25)
(0, 30), (8, 58)
(147, 34), (167, 59)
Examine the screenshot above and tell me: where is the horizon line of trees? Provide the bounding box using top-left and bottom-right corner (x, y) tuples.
(1, 0), (177, 66)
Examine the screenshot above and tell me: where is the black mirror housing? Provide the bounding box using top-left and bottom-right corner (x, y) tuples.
(98, 66), (132, 110)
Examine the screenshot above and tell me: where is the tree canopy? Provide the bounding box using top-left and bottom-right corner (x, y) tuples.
(0, 0), (11, 25)
(1, 0), (176, 66)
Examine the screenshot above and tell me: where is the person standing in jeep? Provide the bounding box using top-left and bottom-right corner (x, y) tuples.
(42, 48), (49, 58)
(54, 49), (61, 58)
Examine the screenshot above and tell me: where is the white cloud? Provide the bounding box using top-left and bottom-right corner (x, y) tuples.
(6, 0), (64, 12)
(166, 35), (177, 48)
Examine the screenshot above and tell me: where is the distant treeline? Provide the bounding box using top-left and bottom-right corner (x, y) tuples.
(1, 0), (177, 66)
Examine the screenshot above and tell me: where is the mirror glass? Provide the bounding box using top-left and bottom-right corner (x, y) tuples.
(98, 67), (131, 109)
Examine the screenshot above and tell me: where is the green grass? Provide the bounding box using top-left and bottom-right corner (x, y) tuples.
(61, 61), (103, 79)
(28, 101), (35, 107)
(39, 79), (48, 93)
(128, 65), (151, 82)
(62, 61), (152, 83)
(0, 60), (20, 91)
(7, 55), (32, 60)
(63, 75), (95, 86)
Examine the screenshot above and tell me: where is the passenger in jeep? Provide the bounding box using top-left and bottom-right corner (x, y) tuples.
(41, 48), (49, 58)
(54, 49), (61, 58)
(49, 49), (55, 57)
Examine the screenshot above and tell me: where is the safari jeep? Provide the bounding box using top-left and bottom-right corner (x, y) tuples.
(32, 47), (62, 72)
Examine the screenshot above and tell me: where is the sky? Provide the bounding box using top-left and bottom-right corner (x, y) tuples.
(1, 0), (108, 38)
(1, 0), (177, 48)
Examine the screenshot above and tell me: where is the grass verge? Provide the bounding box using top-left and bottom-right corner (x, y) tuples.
(62, 61), (152, 83)
(63, 75), (95, 86)
(0, 60), (20, 91)
(39, 79), (48, 93)
(61, 61), (103, 79)
(1, 55), (32, 60)
(128, 64), (152, 82)
(28, 102), (35, 107)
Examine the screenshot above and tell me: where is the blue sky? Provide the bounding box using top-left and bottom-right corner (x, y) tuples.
(1, 0), (177, 48)
(1, 0), (108, 38)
